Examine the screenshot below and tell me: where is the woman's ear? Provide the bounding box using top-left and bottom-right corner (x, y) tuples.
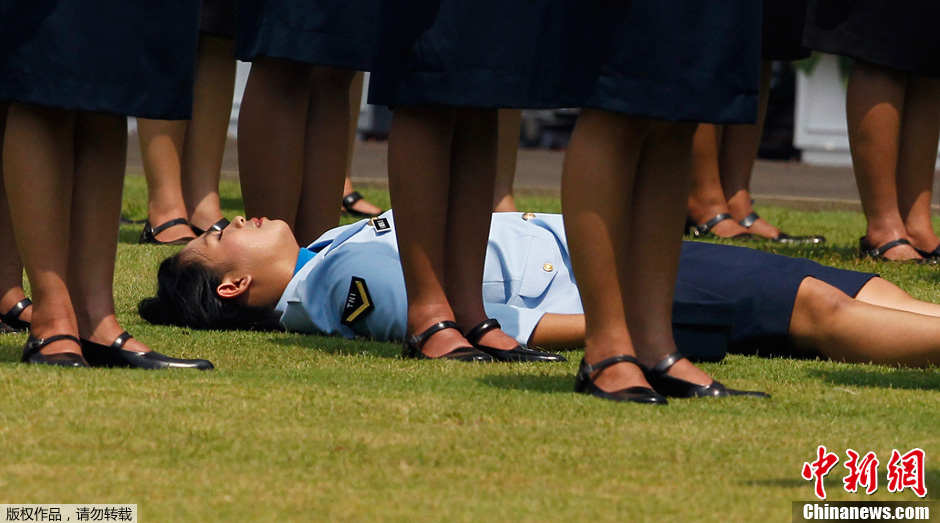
(217, 274), (253, 300)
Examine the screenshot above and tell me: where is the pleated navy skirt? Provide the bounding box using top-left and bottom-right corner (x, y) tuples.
(762, 0), (811, 61)
(367, 0), (551, 108)
(0, 0), (200, 120)
(533, 0), (762, 123)
(672, 241), (877, 361)
(236, 0), (379, 71)
(804, 0), (940, 77)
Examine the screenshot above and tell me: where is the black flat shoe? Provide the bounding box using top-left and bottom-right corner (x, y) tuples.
(81, 332), (214, 370)
(341, 191), (382, 219)
(22, 334), (88, 367)
(402, 321), (493, 362)
(190, 218), (231, 236)
(686, 213), (752, 240)
(574, 355), (667, 405)
(858, 237), (935, 264)
(465, 318), (566, 362)
(0, 297), (31, 332)
(739, 212), (826, 245)
(644, 352), (768, 398)
(139, 218), (197, 245)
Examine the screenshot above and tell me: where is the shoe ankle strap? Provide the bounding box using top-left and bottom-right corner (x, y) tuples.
(647, 351), (685, 377)
(738, 212), (760, 229)
(579, 354), (643, 377)
(4, 297), (31, 319)
(112, 332), (133, 349)
(405, 320), (462, 348)
(464, 318), (500, 344)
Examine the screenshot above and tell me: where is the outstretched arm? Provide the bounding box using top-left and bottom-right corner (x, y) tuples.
(528, 313), (585, 350)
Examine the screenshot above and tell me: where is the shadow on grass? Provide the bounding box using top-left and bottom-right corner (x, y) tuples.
(478, 373), (573, 395)
(740, 478), (805, 489)
(267, 334), (399, 358)
(807, 368), (940, 391)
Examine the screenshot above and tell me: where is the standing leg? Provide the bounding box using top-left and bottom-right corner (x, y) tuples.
(721, 60), (780, 239)
(341, 71), (383, 217)
(493, 108), (522, 212)
(137, 118), (195, 242)
(624, 121), (712, 384)
(68, 112), (153, 352)
(293, 66), (356, 243)
(845, 61), (920, 260)
(444, 108), (517, 350)
(562, 109), (649, 390)
(0, 104), (31, 324)
(387, 106), (472, 357)
(895, 75), (940, 253)
(237, 57), (311, 229)
(687, 123), (751, 237)
(182, 33), (237, 232)
(3, 103), (81, 356)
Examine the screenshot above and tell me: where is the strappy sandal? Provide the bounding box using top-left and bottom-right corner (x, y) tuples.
(574, 355), (667, 404)
(915, 243), (940, 259)
(21, 334), (88, 367)
(858, 237), (934, 263)
(139, 218), (197, 245)
(0, 297), (31, 332)
(402, 320), (492, 362)
(739, 212), (825, 244)
(81, 332), (214, 370)
(644, 351), (768, 398)
(465, 318), (565, 362)
(686, 213), (752, 240)
(190, 218), (231, 236)
(341, 191), (381, 219)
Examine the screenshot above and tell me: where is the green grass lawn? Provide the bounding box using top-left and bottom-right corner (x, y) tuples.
(1, 176), (938, 522)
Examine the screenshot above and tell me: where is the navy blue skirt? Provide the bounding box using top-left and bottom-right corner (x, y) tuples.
(236, 0), (378, 71)
(672, 241), (877, 361)
(367, 0), (550, 108)
(0, 0), (200, 119)
(804, 0), (940, 77)
(762, 0), (811, 61)
(533, 0), (762, 123)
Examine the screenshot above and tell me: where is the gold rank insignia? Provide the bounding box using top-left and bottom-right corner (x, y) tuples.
(341, 277), (374, 326)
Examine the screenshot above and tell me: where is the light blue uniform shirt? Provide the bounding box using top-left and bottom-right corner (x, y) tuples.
(274, 211), (582, 345)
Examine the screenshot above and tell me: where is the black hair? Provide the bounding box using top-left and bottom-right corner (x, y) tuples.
(138, 252), (282, 331)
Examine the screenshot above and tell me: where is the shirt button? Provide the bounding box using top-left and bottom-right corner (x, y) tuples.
(542, 263), (554, 272)
(522, 212), (536, 221)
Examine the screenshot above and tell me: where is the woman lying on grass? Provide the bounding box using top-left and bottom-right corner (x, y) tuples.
(140, 211), (940, 368)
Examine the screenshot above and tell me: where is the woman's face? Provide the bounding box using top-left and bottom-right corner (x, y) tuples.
(182, 216), (299, 275)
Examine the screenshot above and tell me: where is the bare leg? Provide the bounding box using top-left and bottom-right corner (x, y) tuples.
(183, 33), (236, 231)
(722, 60), (780, 239)
(445, 108), (517, 350)
(238, 57), (311, 229)
(687, 123), (750, 237)
(294, 66), (355, 243)
(3, 103), (81, 355)
(68, 113), (151, 353)
(845, 61), (920, 260)
(0, 104), (31, 323)
(493, 108), (522, 212)
(341, 72), (382, 217)
(790, 277), (940, 367)
(137, 118), (194, 242)
(895, 76), (940, 253)
(564, 110), (713, 391)
(625, 121), (711, 384)
(387, 106), (472, 357)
